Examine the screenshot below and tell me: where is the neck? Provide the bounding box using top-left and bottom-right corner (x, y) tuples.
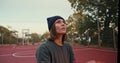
(54, 35), (63, 46)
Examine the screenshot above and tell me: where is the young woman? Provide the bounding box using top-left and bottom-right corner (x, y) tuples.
(36, 16), (75, 63)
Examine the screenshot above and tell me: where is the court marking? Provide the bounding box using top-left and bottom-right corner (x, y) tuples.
(86, 60), (105, 63)
(12, 50), (35, 58)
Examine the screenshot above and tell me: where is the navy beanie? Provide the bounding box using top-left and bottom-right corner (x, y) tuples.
(47, 16), (64, 31)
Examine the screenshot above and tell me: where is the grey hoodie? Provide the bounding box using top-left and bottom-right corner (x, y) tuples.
(36, 39), (75, 63)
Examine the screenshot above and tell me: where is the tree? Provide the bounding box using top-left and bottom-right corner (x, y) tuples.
(68, 0), (118, 48)
(68, 0), (118, 30)
(41, 32), (50, 42)
(0, 26), (18, 44)
(30, 33), (41, 43)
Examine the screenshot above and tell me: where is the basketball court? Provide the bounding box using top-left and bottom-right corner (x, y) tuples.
(0, 45), (117, 63)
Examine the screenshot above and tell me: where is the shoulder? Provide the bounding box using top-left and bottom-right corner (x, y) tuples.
(37, 40), (53, 50)
(38, 41), (48, 47)
(37, 42), (47, 51)
(35, 41), (51, 59)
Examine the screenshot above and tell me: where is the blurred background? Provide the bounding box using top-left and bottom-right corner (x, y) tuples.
(0, 0), (118, 50)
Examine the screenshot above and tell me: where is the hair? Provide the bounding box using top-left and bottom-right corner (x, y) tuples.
(49, 23), (67, 42)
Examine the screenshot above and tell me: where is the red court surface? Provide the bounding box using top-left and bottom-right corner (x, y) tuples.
(0, 45), (117, 63)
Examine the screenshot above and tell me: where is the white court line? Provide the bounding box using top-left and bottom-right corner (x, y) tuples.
(12, 50), (35, 58)
(86, 60), (96, 63)
(12, 53), (35, 57)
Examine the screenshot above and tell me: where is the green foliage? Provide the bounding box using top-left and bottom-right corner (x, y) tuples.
(68, 0), (118, 28)
(0, 26), (17, 44)
(30, 33), (41, 43)
(101, 27), (114, 47)
(41, 32), (50, 42)
(67, 0), (118, 48)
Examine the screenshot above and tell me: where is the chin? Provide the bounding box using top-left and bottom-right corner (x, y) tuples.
(61, 32), (66, 34)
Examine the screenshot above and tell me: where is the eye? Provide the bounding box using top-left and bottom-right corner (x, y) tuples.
(56, 20), (61, 23)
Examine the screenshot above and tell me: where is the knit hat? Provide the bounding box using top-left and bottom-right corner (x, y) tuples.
(47, 16), (64, 31)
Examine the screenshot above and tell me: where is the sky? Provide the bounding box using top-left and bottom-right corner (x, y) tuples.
(0, 0), (74, 37)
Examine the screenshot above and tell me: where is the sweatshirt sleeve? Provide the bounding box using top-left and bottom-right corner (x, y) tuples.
(35, 44), (50, 63)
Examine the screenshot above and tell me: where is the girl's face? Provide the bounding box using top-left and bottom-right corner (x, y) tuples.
(54, 19), (66, 35)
